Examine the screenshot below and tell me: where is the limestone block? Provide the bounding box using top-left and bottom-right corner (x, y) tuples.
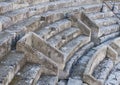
(16, 32), (62, 74)
(83, 45), (118, 85)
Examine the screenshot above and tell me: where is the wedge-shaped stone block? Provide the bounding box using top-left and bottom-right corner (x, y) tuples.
(16, 32), (63, 74)
(83, 46), (117, 85)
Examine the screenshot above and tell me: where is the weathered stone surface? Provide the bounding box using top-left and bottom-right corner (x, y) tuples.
(58, 80), (67, 85)
(60, 35), (89, 62)
(0, 16), (11, 31)
(0, 31), (13, 58)
(82, 3), (120, 45)
(0, 51), (25, 85)
(36, 19), (72, 40)
(47, 27), (81, 49)
(59, 42), (94, 79)
(83, 46), (117, 85)
(95, 17), (118, 27)
(105, 63), (120, 85)
(87, 11), (114, 20)
(16, 32), (58, 75)
(93, 57), (114, 83)
(67, 77), (83, 85)
(0, 1), (120, 85)
(99, 24), (119, 37)
(37, 75), (58, 85)
(10, 63), (42, 85)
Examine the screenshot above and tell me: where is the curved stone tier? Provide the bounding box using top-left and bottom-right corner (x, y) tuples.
(0, 0), (120, 85)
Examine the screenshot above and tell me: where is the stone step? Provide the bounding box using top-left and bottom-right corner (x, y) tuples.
(95, 17), (118, 27)
(4, 5), (81, 40)
(106, 1), (120, 10)
(60, 35), (90, 63)
(4, 6), (79, 39)
(99, 32), (120, 44)
(87, 11), (114, 20)
(47, 27), (81, 49)
(21, 0), (50, 5)
(0, 1), (29, 14)
(10, 63), (42, 85)
(1, 0), (72, 31)
(0, 16), (11, 31)
(93, 57), (114, 84)
(0, 51), (25, 85)
(36, 19), (71, 40)
(5, 16), (41, 38)
(98, 24), (120, 37)
(82, 4), (103, 13)
(59, 42), (94, 79)
(105, 63), (120, 85)
(83, 46), (117, 85)
(16, 32), (59, 72)
(4, 8), (29, 28)
(0, 31), (14, 58)
(1, 0), (49, 5)
(71, 49), (96, 77)
(28, 0), (71, 16)
(37, 75), (58, 85)
(67, 77), (83, 85)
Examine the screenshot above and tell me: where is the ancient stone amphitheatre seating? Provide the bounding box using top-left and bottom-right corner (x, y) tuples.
(0, 0), (120, 85)
(83, 46), (117, 85)
(81, 2), (120, 45)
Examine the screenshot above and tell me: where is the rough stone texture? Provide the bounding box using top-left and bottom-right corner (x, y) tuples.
(93, 57), (114, 83)
(58, 80), (67, 85)
(105, 63), (120, 85)
(16, 32), (58, 75)
(37, 75), (58, 85)
(0, 31), (13, 59)
(0, 0), (120, 85)
(83, 46), (117, 85)
(82, 3), (120, 45)
(67, 77), (83, 85)
(110, 37), (120, 58)
(0, 51), (25, 85)
(59, 42), (94, 79)
(10, 63), (42, 85)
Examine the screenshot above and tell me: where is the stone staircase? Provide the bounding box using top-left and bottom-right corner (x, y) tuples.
(81, 3), (120, 45)
(0, 0), (120, 85)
